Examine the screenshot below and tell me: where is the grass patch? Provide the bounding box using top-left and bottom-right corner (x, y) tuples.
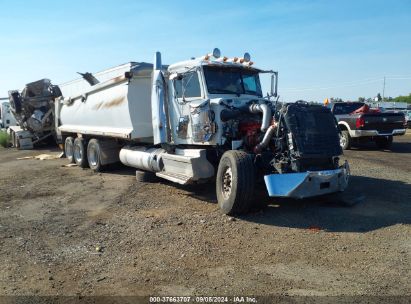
(0, 130), (10, 148)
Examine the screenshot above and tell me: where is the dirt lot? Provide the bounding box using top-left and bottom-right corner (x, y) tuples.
(0, 135), (410, 300)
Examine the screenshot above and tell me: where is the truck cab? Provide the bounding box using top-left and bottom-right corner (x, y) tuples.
(150, 49), (349, 214)
(164, 50), (273, 148)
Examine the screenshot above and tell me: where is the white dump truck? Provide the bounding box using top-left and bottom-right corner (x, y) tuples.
(0, 98), (17, 129)
(56, 49), (350, 214)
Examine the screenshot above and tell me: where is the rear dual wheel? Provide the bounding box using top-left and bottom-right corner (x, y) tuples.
(66, 137), (106, 171)
(87, 139), (104, 172)
(73, 137), (88, 168)
(64, 137), (75, 163)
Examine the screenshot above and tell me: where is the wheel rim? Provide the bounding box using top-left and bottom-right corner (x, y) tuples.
(221, 167), (233, 199)
(74, 144), (82, 164)
(88, 145), (98, 167)
(65, 140), (73, 158)
(340, 134), (346, 148)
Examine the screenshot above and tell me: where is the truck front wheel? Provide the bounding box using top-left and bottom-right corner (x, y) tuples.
(216, 150), (255, 215)
(73, 137), (88, 168)
(340, 130), (352, 150)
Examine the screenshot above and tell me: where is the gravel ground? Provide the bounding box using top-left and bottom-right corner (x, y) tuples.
(0, 135), (410, 300)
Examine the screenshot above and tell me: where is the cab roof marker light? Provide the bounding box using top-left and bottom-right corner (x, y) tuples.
(215, 57), (228, 63)
(241, 62), (253, 67)
(226, 57), (239, 63)
(202, 48), (220, 61)
(239, 58), (245, 63)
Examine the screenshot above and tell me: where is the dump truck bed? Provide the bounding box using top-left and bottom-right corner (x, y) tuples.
(58, 62), (155, 141)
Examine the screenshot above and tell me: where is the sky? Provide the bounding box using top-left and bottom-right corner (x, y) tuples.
(0, 0), (410, 102)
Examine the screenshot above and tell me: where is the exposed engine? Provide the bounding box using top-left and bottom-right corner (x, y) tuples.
(222, 101), (343, 175)
(8, 79), (62, 143)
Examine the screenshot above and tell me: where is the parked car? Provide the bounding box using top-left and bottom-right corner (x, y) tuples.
(329, 102), (406, 149)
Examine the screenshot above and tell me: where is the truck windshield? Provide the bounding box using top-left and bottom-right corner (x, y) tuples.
(203, 66), (262, 97)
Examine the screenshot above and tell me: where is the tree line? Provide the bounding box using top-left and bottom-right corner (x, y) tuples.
(357, 93), (411, 104)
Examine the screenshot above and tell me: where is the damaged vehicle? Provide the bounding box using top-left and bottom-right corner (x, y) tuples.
(258, 102), (349, 204)
(55, 48), (350, 214)
(8, 79), (62, 149)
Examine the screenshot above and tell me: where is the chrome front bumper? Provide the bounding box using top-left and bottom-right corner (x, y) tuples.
(349, 129), (405, 137)
(264, 161), (350, 199)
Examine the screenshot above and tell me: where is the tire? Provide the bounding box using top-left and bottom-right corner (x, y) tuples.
(375, 136), (393, 149)
(340, 130), (351, 150)
(87, 139), (104, 172)
(216, 150), (255, 215)
(64, 137), (75, 163)
(73, 137), (88, 168)
(135, 170), (157, 183)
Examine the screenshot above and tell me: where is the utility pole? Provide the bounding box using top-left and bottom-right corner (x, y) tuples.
(382, 76), (386, 101)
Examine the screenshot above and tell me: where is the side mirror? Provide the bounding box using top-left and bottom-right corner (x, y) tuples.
(271, 72), (278, 97)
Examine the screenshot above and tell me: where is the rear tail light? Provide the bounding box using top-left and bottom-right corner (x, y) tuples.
(356, 116), (365, 128)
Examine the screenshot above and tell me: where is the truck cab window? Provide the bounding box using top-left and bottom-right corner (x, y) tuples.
(242, 73), (261, 95)
(174, 72), (201, 98)
(203, 66), (262, 97)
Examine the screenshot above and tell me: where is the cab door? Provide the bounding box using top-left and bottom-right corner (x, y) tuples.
(170, 70), (210, 144)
